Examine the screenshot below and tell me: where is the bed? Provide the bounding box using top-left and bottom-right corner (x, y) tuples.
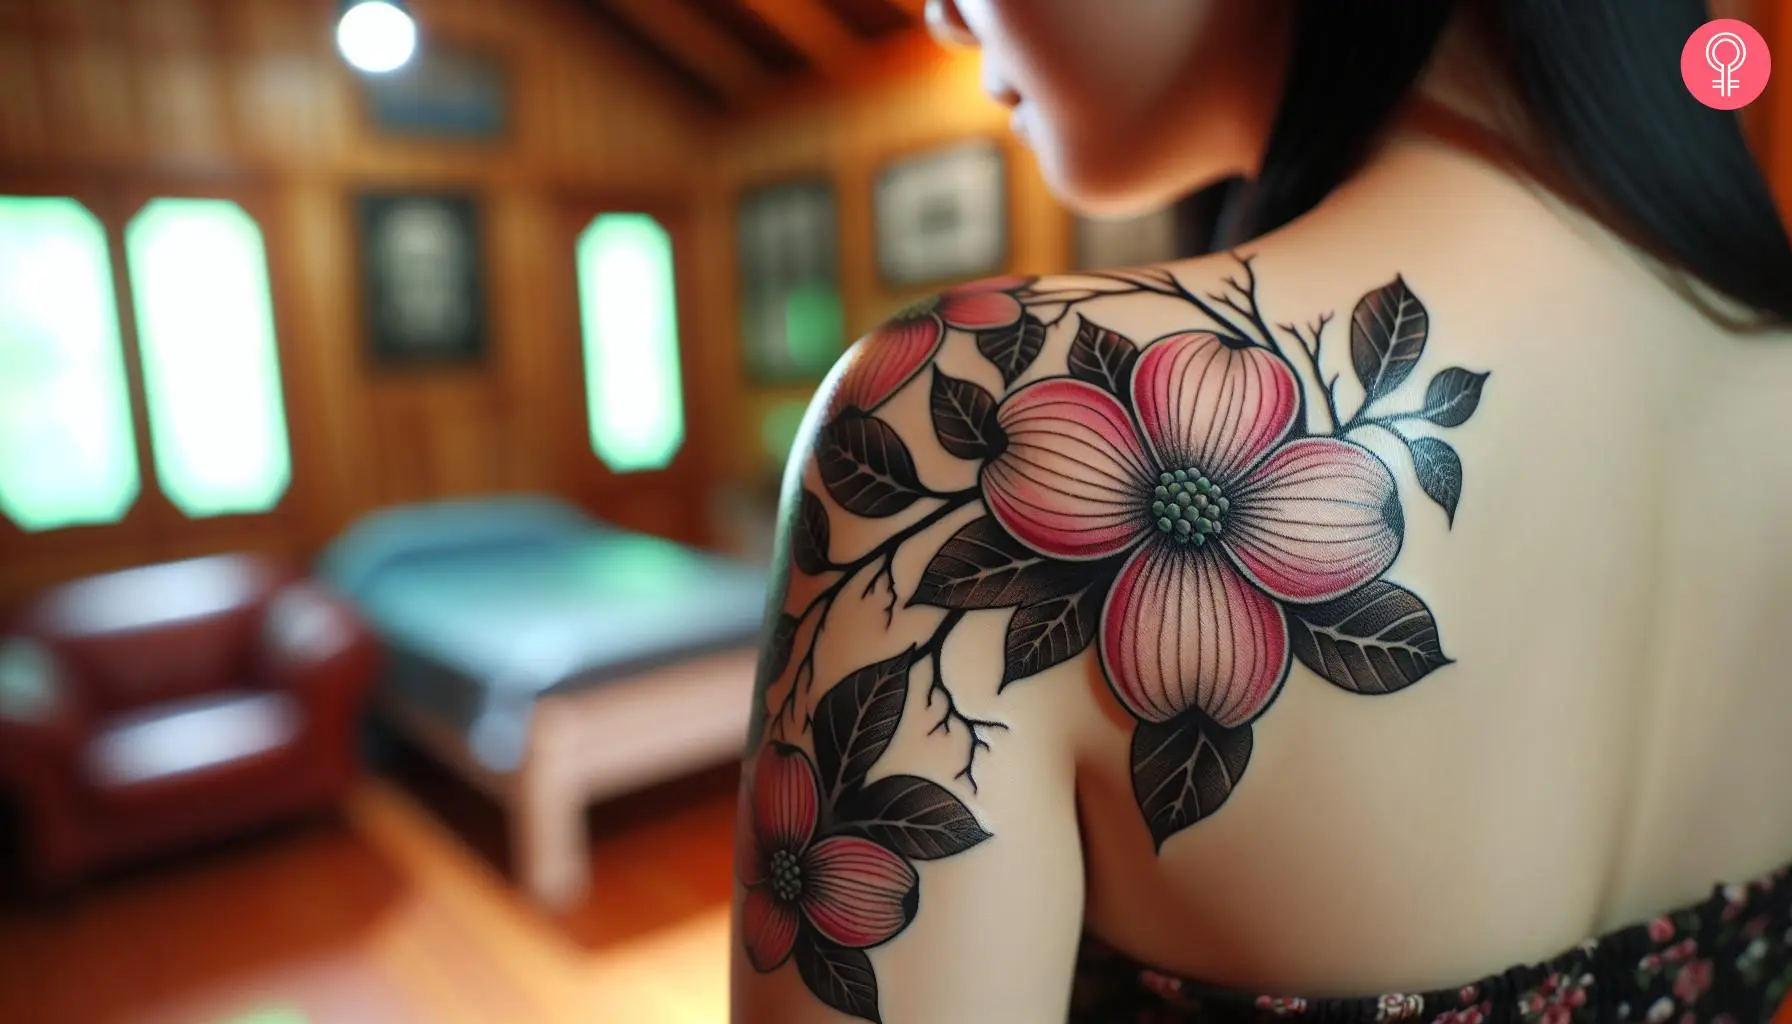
(318, 495), (768, 909)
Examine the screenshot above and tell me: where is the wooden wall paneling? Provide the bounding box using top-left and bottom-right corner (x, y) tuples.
(281, 179), (377, 547)
(137, 49), (232, 168)
(427, 391), (507, 498)
(39, 37), (142, 163)
(0, 0), (35, 33)
(0, 34), (47, 158)
(230, 51), (338, 168)
(484, 188), (559, 493)
(221, 0), (335, 56)
(370, 396), (436, 508)
(127, 0), (216, 53)
(29, 0), (127, 42)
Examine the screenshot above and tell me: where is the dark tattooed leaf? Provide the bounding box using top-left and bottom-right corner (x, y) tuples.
(817, 415), (925, 519)
(1420, 368), (1490, 427)
(910, 516), (1086, 610)
(813, 648), (913, 799)
(1286, 580), (1452, 696)
(839, 774), (992, 860)
(1350, 275), (1430, 403)
(1405, 435), (1463, 526)
(929, 368), (1005, 460)
(1131, 711), (1252, 850)
(792, 490), (833, 575)
(1066, 316), (1140, 396)
(1001, 576), (1108, 689)
(795, 941), (882, 1023)
(974, 312), (1047, 386)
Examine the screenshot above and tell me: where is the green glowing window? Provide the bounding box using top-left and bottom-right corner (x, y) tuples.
(0, 197), (140, 532)
(575, 214), (685, 472)
(125, 199), (291, 518)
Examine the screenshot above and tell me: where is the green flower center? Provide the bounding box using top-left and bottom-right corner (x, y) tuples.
(894, 294), (940, 321)
(769, 848), (804, 903)
(1149, 468), (1228, 547)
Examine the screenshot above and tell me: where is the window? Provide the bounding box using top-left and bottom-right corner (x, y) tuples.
(738, 182), (844, 383)
(0, 197), (140, 532)
(575, 213), (685, 473)
(124, 199), (291, 518)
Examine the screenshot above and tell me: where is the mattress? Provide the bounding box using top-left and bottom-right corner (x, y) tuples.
(319, 495), (769, 771)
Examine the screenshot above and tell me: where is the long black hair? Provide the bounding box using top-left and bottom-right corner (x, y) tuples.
(1183, 0), (1792, 327)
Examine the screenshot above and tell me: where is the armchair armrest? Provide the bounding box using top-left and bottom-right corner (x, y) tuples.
(256, 583), (379, 740)
(0, 635), (93, 883)
(0, 636), (87, 764)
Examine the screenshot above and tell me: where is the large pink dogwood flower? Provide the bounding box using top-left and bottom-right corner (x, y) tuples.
(738, 744), (918, 971)
(982, 331), (1404, 728)
(829, 276), (1031, 416)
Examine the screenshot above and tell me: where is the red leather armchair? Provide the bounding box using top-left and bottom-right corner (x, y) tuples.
(0, 553), (377, 891)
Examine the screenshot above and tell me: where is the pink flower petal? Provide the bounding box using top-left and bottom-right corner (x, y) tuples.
(741, 887), (801, 971)
(938, 289), (1022, 331)
(1131, 332), (1300, 485)
(1099, 541), (1290, 727)
(800, 836), (918, 949)
(753, 744), (819, 855)
(982, 378), (1156, 561)
(828, 314), (944, 415)
(1224, 438), (1403, 603)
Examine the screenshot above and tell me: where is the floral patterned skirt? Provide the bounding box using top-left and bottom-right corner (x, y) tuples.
(1071, 866), (1792, 1024)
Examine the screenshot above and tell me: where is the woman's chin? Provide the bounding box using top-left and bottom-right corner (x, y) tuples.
(1029, 144), (1173, 220)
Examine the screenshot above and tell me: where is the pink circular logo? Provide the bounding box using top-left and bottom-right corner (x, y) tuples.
(1682, 19), (1770, 110)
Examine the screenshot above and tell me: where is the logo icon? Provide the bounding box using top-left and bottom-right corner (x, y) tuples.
(1682, 19), (1770, 110)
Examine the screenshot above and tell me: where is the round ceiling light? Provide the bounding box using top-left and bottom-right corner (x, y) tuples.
(336, 1), (417, 74)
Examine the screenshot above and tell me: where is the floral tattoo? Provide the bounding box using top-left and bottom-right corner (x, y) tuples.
(741, 259), (1488, 1020)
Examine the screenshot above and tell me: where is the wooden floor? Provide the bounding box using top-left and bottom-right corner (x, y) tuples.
(0, 763), (740, 1024)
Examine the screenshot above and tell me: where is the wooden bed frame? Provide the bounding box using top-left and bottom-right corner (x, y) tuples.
(376, 646), (757, 910)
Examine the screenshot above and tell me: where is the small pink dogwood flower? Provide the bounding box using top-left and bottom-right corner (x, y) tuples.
(830, 276), (1031, 416)
(737, 744), (918, 971)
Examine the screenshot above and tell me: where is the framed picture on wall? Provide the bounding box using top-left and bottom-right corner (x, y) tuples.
(356, 191), (490, 366)
(1075, 205), (1181, 270)
(873, 138), (1008, 287)
(738, 180), (845, 384)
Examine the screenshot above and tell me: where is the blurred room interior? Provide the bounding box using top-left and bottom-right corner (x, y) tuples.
(0, 0), (1787, 1021)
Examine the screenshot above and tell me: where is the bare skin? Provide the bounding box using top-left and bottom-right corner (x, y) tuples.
(731, 3), (1792, 1021)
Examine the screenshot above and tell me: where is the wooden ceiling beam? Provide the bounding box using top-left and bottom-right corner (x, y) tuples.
(603, 0), (769, 102)
(734, 0), (864, 78)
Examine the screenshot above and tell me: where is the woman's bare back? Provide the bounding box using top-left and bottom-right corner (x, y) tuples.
(731, 131), (1792, 1022)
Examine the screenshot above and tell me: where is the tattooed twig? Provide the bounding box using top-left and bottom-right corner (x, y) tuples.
(1342, 410), (1431, 438)
(861, 549), (899, 627)
(772, 488), (981, 739)
(917, 610), (1008, 793)
(1279, 312), (1342, 434)
(772, 605), (831, 738)
(1033, 302), (1076, 331)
